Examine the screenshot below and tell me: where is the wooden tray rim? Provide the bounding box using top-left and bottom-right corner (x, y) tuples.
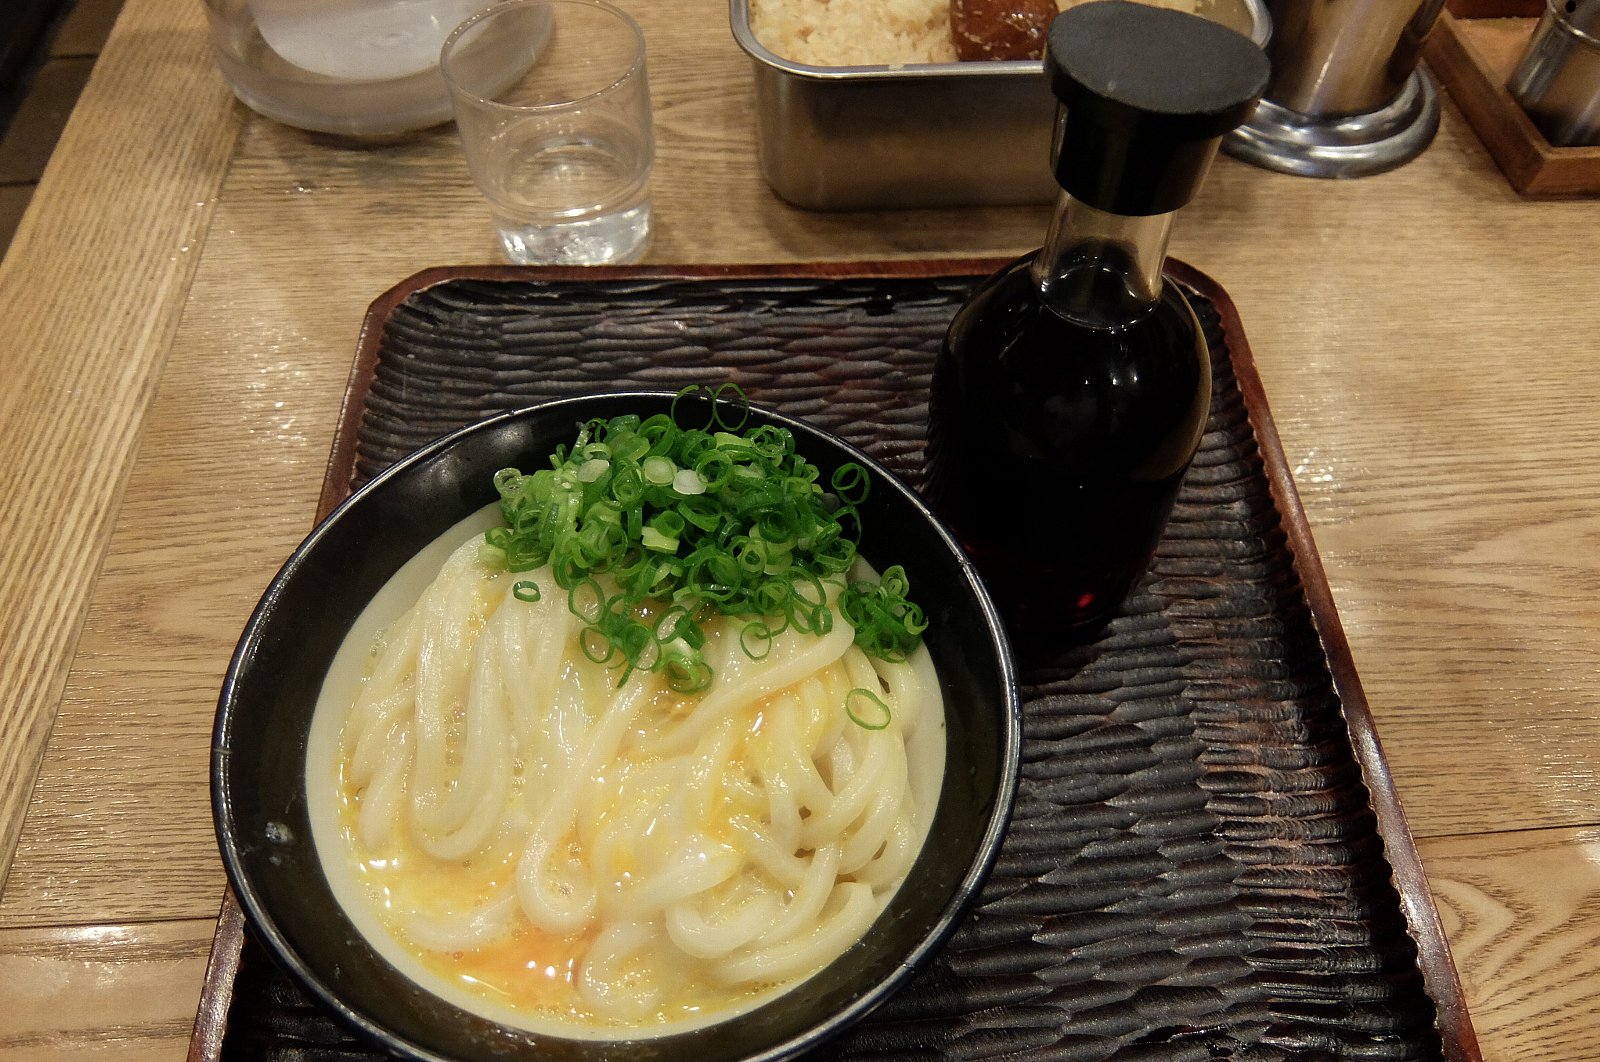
(189, 258), (1482, 1062)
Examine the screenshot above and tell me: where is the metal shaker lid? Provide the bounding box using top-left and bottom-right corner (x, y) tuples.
(1047, 0), (1270, 215)
(1557, 0), (1600, 36)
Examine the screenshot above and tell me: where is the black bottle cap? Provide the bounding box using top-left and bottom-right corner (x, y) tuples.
(1047, 1), (1270, 215)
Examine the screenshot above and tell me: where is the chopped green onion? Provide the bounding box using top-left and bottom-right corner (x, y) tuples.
(673, 468), (707, 496)
(641, 525), (679, 553)
(512, 580), (541, 602)
(845, 688), (892, 730)
(642, 455), (676, 485)
(831, 463), (870, 505)
(840, 564), (926, 662)
(739, 620), (774, 660)
(485, 384), (924, 691)
(580, 627), (614, 665)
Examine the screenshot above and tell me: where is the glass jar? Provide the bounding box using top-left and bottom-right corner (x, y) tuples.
(204, 0), (505, 137)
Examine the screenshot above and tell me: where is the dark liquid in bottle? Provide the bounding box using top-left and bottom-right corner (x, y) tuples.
(924, 254), (1210, 645)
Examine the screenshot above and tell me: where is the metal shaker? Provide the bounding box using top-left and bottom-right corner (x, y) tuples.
(1225, 0), (1447, 177)
(1509, 0), (1600, 146)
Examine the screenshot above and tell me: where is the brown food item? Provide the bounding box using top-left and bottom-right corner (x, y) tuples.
(950, 0), (1058, 60)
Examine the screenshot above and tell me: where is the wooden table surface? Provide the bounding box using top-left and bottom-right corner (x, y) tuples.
(1, 0), (1597, 1057)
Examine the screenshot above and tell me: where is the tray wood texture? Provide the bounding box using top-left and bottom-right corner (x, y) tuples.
(1426, 0), (1600, 195)
(189, 260), (1479, 1062)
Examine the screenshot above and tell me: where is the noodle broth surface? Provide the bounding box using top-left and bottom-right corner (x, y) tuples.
(306, 505), (946, 1038)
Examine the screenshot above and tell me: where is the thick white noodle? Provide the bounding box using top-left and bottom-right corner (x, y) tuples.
(404, 888), (518, 952)
(716, 882), (880, 985)
(354, 718), (411, 853)
(345, 613), (422, 851)
(495, 567), (576, 751)
(577, 920), (664, 1021)
(517, 673), (651, 933)
(655, 607), (856, 754)
(407, 545), (514, 858)
(336, 544), (937, 1028)
(665, 879), (781, 959)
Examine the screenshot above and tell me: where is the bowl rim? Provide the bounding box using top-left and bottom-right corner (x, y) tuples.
(212, 390), (1023, 1062)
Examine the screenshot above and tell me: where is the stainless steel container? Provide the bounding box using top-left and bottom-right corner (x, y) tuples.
(729, 0), (1269, 210)
(1224, 0), (1445, 177)
(1509, 0), (1600, 146)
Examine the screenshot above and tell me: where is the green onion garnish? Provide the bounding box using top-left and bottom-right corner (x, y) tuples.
(845, 688), (892, 730)
(838, 563), (926, 664)
(486, 385), (924, 692)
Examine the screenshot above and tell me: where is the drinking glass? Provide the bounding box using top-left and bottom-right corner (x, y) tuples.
(441, 0), (654, 265)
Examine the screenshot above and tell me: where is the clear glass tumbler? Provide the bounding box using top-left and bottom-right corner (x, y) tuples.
(440, 0), (655, 265)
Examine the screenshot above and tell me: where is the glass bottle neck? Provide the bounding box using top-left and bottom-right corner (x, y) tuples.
(1030, 191), (1176, 328)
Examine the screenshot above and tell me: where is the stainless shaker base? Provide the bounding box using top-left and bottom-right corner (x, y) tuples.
(1223, 70), (1441, 178)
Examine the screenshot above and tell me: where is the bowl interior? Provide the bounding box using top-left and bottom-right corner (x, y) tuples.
(213, 391), (1020, 1062)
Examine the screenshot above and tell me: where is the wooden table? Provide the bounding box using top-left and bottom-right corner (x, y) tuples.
(1, 0), (1596, 1057)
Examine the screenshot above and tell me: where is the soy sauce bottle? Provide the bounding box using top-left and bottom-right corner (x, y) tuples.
(924, 2), (1269, 645)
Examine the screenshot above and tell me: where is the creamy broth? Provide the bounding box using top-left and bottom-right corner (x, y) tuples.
(306, 504), (947, 1038)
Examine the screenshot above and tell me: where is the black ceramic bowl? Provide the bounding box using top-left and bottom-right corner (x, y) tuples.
(213, 390), (1022, 1062)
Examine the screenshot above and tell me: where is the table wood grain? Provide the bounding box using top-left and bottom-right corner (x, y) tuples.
(0, 0), (1596, 1057)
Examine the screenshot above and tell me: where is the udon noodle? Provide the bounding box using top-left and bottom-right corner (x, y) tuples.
(307, 506), (945, 1037)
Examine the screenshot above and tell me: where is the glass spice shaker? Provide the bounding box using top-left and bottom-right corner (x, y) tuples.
(923, 0), (1269, 646)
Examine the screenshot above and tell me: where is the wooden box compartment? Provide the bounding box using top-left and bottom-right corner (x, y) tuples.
(1426, 0), (1600, 196)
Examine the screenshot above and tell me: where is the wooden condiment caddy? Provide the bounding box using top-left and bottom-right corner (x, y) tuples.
(1426, 0), (1600, 195)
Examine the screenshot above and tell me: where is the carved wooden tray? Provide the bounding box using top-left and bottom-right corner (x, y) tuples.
(188, 260), (1480, 1062)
